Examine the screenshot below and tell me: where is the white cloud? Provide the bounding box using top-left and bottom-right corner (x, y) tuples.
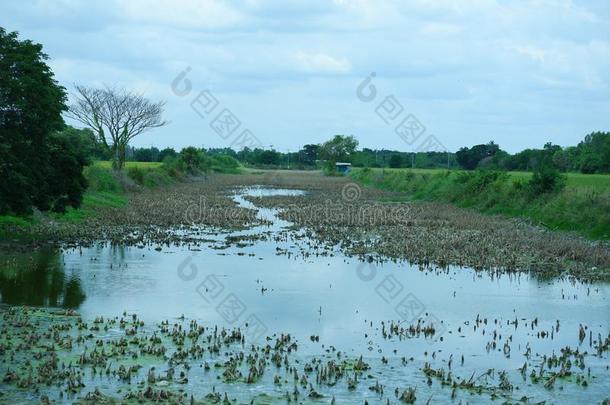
(116, 0), (243, 28)
(511, 45), (547, 63)
(293, 52), (352, 74)
(2, 0), (609, 152)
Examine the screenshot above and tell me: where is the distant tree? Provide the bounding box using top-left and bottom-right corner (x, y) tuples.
(552, 149), (570, 172)
(260, 149), (281, 166)
(132, 147), (159, 162)
(456, 141), (500, 170)
(68, 85), (167, 171)
(158, 147), (177, 162)
(320, 135), (358, 164)
(300, 144), (320, 166)
(389, 154), (403, 168)
(576, 132), (610, 173)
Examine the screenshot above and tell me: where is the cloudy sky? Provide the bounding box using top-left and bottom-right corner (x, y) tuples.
(2, 0), (609, 152)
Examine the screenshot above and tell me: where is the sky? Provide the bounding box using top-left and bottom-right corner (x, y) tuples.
(2, 0), (609, 153)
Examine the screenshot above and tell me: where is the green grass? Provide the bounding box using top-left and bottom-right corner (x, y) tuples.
(53, 191), (127, 223)
(53, 165), (127, 224)
(0, 215), (33, 228)
(0, 166), (128, 232)
(351, 167), (610, 240)
(372, 167), (610, 192)
(94, 160), (163, 169)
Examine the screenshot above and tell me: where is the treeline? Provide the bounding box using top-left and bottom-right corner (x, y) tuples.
(456, 132), (610, 174)
(122, 144), (455, 170)
(123, 132), (610, 174)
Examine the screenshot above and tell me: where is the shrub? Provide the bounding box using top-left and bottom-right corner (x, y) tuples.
(143, 170), (172, 187)
(127, 166), (145, 185)
(85, 166), (122, 193)
(527, 165), (566, 197)
(161, 156), (187, 179)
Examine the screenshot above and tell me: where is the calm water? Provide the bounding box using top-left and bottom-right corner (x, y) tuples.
(1, 187), (609, 403)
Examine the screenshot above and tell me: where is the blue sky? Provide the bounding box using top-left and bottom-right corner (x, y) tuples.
(2, 0), (609, 152)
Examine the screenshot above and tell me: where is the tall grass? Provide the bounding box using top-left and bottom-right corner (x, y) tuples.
(351, 168), (610, 239)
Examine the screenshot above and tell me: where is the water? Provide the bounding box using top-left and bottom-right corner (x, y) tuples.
(1, 186), (609, 403)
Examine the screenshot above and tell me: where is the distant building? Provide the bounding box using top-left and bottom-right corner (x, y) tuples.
(335, 162), (352, 175)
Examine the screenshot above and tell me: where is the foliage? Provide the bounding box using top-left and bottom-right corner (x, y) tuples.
(319, 135), (358, 163)
(389, 154), (403, 168)
(179, 147), (203, 174)
(85, 165), (123, 193)
(210, 155), (240, 173)
(0, 28), (86, 215)
(158, 147), (177, 162)
(527, 164), (566, 197)
(300, 144), (320, 166)
(45, 130), (90, 212)
(319, 135), (358, 174)
(455, 142), (500, 170)
(487, 134), (610, 174)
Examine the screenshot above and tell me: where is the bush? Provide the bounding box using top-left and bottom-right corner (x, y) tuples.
(127, 166), (145, 185)
(527, 165), (566, 197)
(210, 155), (240, 173)
(161, 156), (187, 179)
(143, 170), (172, 187)
(85, 166), (122, 193)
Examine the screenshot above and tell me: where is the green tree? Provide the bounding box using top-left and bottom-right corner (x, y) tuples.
(299, 144), (320, 166)
(0, 28), (72, 214)
(45, 129), (89, 212)
(179, 147), (203, 174)
(389, 154), (403, 168)
(158, 147), (177, 162)
(456, 142), (500, 170)
(319, 135), (358, 173)
(577, 132), (610, 173)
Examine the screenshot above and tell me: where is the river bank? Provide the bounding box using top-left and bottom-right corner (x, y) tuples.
(350, 167), (610, 240)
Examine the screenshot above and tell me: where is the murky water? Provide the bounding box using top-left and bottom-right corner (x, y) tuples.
(1, 187), (609, 403)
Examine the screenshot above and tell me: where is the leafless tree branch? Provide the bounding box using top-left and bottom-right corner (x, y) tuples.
(67, 85), (167, 170)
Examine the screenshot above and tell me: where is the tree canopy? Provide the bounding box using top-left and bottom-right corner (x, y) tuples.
(0, 28), (87, 214)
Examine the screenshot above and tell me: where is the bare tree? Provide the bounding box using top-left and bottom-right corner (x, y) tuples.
(68, 85), (167, 170)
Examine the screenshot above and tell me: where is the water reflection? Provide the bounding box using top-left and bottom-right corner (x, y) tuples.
(0, 247), (85, 308)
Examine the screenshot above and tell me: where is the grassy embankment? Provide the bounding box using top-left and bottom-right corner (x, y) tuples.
(351, 167), (610, 240)
(0, 164), (128, 233)
(0, 157), (242, 233)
